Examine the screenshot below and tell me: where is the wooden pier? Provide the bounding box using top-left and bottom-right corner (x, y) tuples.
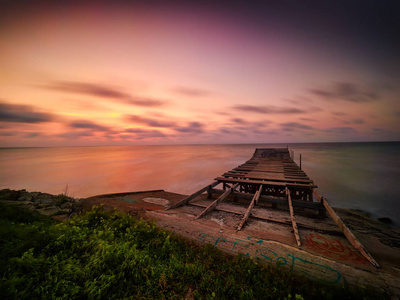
(169, 148), (380, 268)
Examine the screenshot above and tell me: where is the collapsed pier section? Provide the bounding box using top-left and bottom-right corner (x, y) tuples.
(168, 148), (379, 267)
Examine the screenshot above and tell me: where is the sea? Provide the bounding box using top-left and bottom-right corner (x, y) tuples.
(1, 142), (399, 228)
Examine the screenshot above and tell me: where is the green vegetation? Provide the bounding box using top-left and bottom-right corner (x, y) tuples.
(0, 203), (386, 299)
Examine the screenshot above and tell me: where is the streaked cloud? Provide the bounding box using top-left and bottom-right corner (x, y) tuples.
(332, 112), (347, 117)
(231, 118), (248, 124)
(126, 115), (176, 128)
(122, 129), (167, 140)
(0, 101), (54, 123)
(174, 122), (205, 134)
(349, 118), (365, 125)
(310, 82), (380, 103)
(0, 131), (18, 136)
(69, 120), (110, 132)
(233, 105), (305, 114)
(25, 132), (42, 138)
(130, 97), (166, 107)
(280, 122), (315, 131)
(172, 86), (211, 97)
(45, 81), (167, 107)
(323, 127), (357, 134)
(55, 131), (94, 139)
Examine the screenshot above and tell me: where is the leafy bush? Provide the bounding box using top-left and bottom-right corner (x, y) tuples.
(0, 204), (387, 299)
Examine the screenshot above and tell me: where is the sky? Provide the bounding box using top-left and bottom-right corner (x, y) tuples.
(1, 0), (399, 147)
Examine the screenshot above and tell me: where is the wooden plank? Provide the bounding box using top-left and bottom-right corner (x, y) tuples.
(234, 168), (306, 175)
(286, 187), (301, 247)
(223, 173), (313, 184)
(223, 171), (312, 183)
(237, 185), (263, 230)
(195, 183), (239, 220)
(168, 181), (219, 209)
(313, 190), (380, 268)
(215, 177), (318, 189)
(189, 202), (342, 235)
(209, 189), (324, 210)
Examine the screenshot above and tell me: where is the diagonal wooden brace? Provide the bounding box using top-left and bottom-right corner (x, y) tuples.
(195, 183), (239, 220)
(167, 181), (220, 210)
(313, 190), (380, 268)
(237, 185), (263, 231)
(286, 187), (301, 247)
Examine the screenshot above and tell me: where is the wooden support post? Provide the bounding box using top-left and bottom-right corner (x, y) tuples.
(237, 185), (263, 231)
(255, 185), (262, 205)
(195, 183), (239, 220)
(313, 189), (326, 217)
(313, 190), (380, 268)
(300, 154), (302, 170)
(168, 181), (219, 209)
(286, 187), (301, 247)
(207, 187), (213, 199)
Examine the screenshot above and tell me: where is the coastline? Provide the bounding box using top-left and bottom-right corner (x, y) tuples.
(2, 188), (400, 296)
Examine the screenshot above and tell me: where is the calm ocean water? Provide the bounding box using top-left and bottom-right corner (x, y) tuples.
(1, 142), (399, 227)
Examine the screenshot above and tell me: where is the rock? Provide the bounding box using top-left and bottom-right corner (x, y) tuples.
(0, 189), (21, 201)
(39, 195), (55, 205)
(378, 217), (393, 225)
(18, 193), (33, 202)
(58, 208), (70, 215)
(36, 207), (59, 216)
(2, 189), (78, 219)
(60, 202), (72, 209)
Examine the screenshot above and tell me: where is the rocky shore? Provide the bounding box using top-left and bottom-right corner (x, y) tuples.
(0, 189), (79, 221)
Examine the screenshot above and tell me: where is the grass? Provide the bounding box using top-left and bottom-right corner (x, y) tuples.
(0, 203), (388, 299)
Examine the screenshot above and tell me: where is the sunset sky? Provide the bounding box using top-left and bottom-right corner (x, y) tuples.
(1, 0), (399, 146)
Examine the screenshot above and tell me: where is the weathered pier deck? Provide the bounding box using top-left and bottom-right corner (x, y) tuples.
(169, 148), (379, 268)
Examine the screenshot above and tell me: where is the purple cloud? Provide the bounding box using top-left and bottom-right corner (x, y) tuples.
(280, 122), (314, 131)
(332, 112), (347, 117)
(233, 105), (305, 114)
(323, 127), (357, 134)
(55, 131), (94, 139)
(121, 128), (167, 140)
(172, 86), (211, 97)
(174, 122), (205, 133)
(69, 120), (110, 132)
(25, 132), (42, 138)
(130, 97), (166, 107)
(231, 118), (248, 124)
(0, 102), (54, 123)
(126, 115), (176, 128)
(310, 82), (381, 103)
(46, 81), (167, 107)
(0, 131), (18, 136)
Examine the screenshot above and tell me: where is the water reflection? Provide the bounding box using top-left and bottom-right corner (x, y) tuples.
(1, 142), (399, 227)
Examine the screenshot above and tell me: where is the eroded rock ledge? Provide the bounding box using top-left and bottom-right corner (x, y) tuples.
(0, 189), (80, 221)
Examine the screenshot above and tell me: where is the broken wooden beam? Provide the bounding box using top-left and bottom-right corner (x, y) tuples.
(313, 190), (380, 268)
(237, 185), (263, 230)
(209, 188), (324, 210)
(286, 187), (301, 247)
(168, 181), (219, 209)
(188, 202), (342, 235)
(195, 183), (239, 220)
(214, 176), (317, 189)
